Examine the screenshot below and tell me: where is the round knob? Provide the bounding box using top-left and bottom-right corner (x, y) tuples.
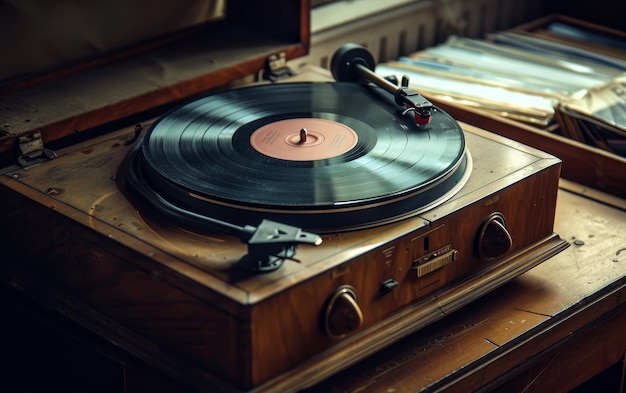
(324, 285), (363, 339)
(478, 212), (512, 261)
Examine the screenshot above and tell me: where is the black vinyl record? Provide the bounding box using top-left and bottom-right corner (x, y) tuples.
(121, 82), (470, 233)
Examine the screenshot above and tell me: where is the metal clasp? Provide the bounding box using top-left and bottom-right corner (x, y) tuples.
(262, 52), (295, 82)
(17, 131), (57, 168)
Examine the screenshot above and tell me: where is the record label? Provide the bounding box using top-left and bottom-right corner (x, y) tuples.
(250, 118), (358, 161)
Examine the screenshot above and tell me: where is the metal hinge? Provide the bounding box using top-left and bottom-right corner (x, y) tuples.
(17, 131), (57, 168)
(261, 52), (295, 82)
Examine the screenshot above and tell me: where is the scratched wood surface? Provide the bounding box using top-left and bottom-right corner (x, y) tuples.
(303, 187), (626, 392)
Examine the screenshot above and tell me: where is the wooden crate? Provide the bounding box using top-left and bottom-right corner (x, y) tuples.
(512, 14), (626, 61)
(429, 99), (626, 200)
(426, 14), (626, 200)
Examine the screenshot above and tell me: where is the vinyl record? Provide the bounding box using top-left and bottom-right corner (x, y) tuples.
(122, 82), (470, 232)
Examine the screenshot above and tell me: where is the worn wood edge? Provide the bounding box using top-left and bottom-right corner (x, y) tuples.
(559, 178), (626, 211)
(250, 234), (569, 393)
(478, 304), (626, 392)
(460, 121), (562, 161)
(430, 279), (626, 392)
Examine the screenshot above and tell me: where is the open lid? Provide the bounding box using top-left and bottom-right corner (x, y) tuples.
(0, 0), (310, 162)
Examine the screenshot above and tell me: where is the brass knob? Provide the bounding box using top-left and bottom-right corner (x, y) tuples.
(324, 285), (363, 339)
(478, 212), (512, 261)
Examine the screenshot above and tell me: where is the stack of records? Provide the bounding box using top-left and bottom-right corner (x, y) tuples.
(376, 16), (626, 157)
(556, 77), (626, 156)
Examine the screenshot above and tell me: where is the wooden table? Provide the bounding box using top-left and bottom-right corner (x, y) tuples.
(303, 182), (626, 393)
(2, 183), (625, 393)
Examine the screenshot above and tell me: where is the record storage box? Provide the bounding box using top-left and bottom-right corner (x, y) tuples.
(421, 14), (626, 201)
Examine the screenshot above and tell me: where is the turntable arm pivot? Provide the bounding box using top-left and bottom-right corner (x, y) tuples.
(330, 43), (433, 125)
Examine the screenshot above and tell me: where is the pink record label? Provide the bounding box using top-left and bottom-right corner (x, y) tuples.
(250, 118), (358, 161)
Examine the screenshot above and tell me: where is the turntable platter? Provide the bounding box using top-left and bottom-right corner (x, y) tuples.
(121, 82), (470, 232)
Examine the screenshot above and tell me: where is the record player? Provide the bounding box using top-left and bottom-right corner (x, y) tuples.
(0, 3), (568, 392)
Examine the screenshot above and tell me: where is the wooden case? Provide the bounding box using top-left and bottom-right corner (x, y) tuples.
(0, 4), (573, 392)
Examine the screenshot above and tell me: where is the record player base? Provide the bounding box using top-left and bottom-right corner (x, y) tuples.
(0, 123), (567, 391)
(3, 188), (624, 393)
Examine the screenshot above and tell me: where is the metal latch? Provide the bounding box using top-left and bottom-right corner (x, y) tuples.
(261, 52), (295, 82)
(17, 131), (57, 168)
